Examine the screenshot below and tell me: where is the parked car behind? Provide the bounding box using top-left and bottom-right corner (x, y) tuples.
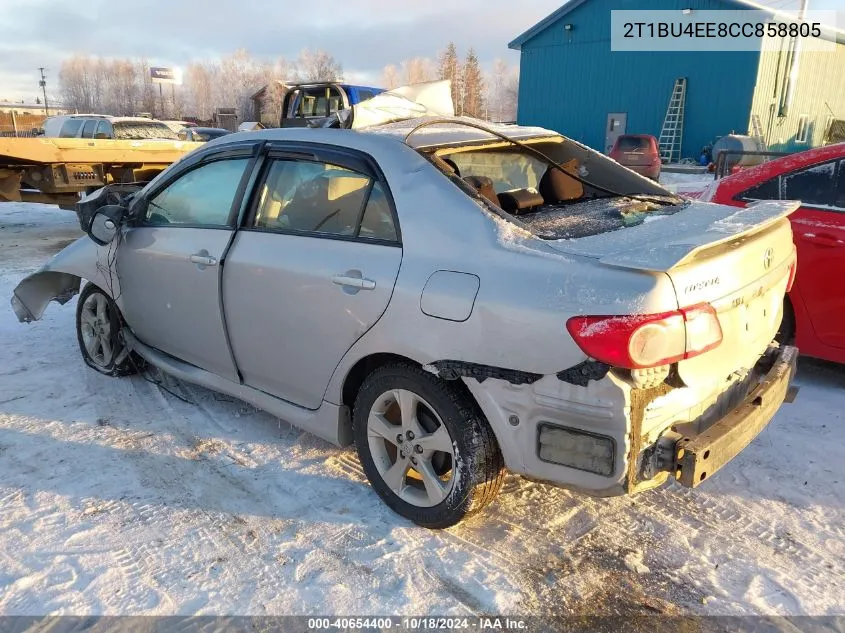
(41, 115), (180, 140)
(12, 118), (799, 528)
(698, 142), (845, 364)
(177, 127), (231, 142)
(609, 134), (661, 180)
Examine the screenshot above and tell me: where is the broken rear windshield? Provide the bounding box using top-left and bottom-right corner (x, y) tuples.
(435, 140), (683, 239)
(113, 122), (179, 140)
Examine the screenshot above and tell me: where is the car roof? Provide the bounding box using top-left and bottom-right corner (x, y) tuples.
(210, 116), (560, 152)
(193, 127), (228, 132)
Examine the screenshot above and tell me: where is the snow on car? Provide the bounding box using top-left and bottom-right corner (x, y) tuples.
(11, 115), (800, 528)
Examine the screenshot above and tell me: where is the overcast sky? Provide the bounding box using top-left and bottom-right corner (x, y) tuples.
(0, 0), (840, 103)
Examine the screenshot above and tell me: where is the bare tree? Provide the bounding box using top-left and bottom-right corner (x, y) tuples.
(487, 58), (519, 122)
(296, 49), (343, 82)
(137, 58), (157, 115)
(400, 57), (436, 85)
(186, 61), (215, 121)
(381, 64), (399, 89)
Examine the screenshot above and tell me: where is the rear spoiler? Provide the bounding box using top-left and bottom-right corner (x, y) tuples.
(550, 200), (800, 273)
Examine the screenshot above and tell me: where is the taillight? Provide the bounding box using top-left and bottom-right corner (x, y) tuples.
(566, 303), (723, 369)
(785, 259), (797, 293)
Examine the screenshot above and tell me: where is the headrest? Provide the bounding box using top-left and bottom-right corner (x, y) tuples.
(539, 159), (584, 203)
(463, 175), (500, 208)
(498, 188), (545, 215)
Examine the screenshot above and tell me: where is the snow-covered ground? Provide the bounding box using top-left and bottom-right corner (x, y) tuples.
(1, 202), (844, 617)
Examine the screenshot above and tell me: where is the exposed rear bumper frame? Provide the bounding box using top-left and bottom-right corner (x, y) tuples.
(674, 344), (798, 488)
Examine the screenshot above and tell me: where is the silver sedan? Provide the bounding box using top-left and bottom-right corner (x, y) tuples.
(12, 119), (798, 528)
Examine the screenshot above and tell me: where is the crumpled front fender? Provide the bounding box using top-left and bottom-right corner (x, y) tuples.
(11, 237), (120, 323)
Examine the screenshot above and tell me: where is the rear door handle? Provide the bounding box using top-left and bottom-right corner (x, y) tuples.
(332, 274), (376, 290)
(189, 253), (218, 266)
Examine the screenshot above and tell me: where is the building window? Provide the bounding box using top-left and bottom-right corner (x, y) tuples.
(796, 115), (811, 144)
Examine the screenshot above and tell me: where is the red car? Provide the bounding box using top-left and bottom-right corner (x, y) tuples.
(609, 134), (661, 180)
(701, 143), (845, 363)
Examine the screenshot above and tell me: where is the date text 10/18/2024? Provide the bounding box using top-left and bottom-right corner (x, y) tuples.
(307, 617), (528, 630)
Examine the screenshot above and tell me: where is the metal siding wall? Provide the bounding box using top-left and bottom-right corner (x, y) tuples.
(516, 0), (760, 159)
(751, 36), (845, 153)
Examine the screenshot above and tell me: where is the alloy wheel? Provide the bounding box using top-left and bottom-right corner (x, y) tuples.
(366, 388), (456, 508)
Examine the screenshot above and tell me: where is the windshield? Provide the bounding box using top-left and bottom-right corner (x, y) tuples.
(113, 122), (179, 140)
(436, 140), (682, 240)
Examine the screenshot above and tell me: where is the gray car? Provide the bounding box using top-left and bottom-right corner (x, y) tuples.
(12, 118), (800, 528)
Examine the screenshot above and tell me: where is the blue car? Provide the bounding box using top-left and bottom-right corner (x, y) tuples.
(280, 82), (385, 128)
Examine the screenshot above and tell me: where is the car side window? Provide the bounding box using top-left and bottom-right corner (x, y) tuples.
(81, 119), (97, 138)
(252, 159), (398, 241)
(359, 182), (398, 241)
(94, 120), (112, 139)
(833, 160), (845, 211)
(145, 158), (249, 227)
(59, 119), (84, 138)
(737, 177), (779, 202)
(781, 160), (836, 207)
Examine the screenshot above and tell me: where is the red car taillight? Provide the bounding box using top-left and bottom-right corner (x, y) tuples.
(566, 303), (723, 369)
(786, 259), (797, 293)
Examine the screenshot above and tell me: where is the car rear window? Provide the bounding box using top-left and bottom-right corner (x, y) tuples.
(113, 122), (179, 140)
(617, 136), (651, 152)
(437, 141), (681, 240)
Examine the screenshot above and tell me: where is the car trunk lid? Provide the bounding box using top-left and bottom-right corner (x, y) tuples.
(547, 199), (799, 385)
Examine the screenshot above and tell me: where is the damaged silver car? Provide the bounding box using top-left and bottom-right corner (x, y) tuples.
(12, 113), (800, 528)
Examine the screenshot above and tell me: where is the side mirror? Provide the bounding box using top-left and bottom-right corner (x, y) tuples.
(88, 204), (126, 246)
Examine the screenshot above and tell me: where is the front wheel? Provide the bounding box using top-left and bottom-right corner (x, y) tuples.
(353, 363), (504, 529)
(76, 284), (142, 377)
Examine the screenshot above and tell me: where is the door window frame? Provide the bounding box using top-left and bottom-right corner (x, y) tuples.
(133, 142), (263, 230)
(240, 141), (402, 246)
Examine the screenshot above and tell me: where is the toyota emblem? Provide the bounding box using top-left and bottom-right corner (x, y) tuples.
(763, 248), (773, 270)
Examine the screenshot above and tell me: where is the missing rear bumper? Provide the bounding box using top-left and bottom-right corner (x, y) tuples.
(673, 344), (798, 488)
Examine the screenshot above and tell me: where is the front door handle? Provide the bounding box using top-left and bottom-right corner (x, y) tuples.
(189, 253), (218, 266)
(332, 274), (376, 290)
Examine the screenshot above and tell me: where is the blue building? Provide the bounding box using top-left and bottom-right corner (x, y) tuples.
(509, 0), (845, 159)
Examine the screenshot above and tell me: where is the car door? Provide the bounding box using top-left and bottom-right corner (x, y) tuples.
(116, 145), (258, 381)
(785, 159), (845, 349)
(223, 145), (402, 409)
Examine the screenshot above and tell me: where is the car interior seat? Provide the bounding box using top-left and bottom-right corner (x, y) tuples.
(463, 175), (500, 208)
(539, 158), (584, 204)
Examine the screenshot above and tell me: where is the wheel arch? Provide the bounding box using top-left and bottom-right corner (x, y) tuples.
(336, 351), (500, 446)
(11, 237), (119, 323)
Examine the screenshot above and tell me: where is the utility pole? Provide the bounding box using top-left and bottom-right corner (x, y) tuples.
(38, 67), (49, 116)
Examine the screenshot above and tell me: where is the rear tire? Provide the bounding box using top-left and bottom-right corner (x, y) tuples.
(353, 363), (504, 529)
(76, 284), (143, 377)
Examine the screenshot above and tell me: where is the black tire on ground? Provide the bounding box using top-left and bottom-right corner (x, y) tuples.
(776, 298), (796, 346)
(353, 363), (505, 529)
(75, 283), (143, 377)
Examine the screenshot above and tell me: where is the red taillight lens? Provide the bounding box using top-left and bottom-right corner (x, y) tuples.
(785, 259), (797, 293)
(566, 303), (723, 369)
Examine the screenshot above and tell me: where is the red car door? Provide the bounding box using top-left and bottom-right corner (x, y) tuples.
(788, 159), (845, 349)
